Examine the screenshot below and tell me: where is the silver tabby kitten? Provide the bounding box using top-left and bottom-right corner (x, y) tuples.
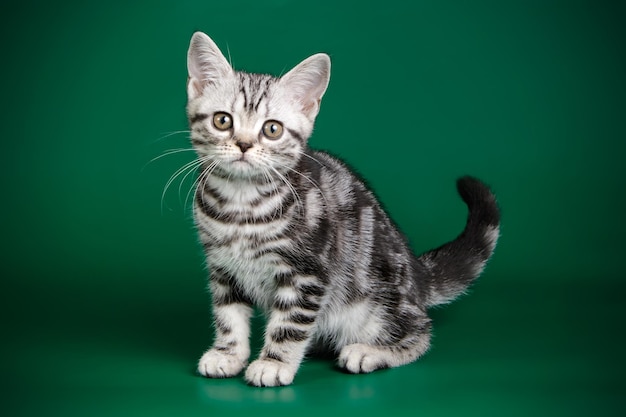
(186, 32), (500, 387)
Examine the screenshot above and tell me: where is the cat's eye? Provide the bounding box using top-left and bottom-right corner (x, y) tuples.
(213, 112), (233, 130)
(262, 120), (284, 139)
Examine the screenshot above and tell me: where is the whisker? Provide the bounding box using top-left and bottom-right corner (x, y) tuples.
(161, 157), (205, 213)
(152, 130), (192, 143)
(296, 150), (325, 167)
(178, 160), (201, 202)
(142, 148), (197, 172)
(258, 160), (304, 214)
(186, 158), (220, 209)
(258, 164), (287, 221)
(226, 44), (235, 68)
(266, 156), (327, 205)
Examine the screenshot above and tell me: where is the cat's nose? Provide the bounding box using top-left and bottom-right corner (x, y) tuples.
(236, 141), (253, 153)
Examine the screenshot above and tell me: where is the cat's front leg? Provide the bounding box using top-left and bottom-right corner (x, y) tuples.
(245, 274), (324, 387)
(198, 269), (253, 378)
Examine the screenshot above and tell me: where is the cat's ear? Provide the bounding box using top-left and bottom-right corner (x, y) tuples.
(187, 32), (233, 100)
(279, 53), (331, 119)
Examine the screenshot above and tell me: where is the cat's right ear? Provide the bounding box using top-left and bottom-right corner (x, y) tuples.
(187, 32), (233, 100)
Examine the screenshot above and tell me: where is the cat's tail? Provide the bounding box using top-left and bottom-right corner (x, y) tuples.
(416, 176), (500, 308)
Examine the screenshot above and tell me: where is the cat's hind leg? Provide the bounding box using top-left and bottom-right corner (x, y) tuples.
(337, 316), (432, 374)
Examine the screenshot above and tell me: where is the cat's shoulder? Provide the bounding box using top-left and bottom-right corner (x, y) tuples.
(307, 149), (368, 182)
(307, 150), (351, 173)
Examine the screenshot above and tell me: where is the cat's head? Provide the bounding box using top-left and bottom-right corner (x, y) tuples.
(186, 32), (330, 180)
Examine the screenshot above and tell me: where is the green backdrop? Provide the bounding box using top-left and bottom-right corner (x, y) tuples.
(2, 1), (624, 416)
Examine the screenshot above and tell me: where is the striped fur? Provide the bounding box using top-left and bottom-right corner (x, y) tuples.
(186, 32), (500, 387)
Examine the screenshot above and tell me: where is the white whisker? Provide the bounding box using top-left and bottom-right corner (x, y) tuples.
(258, 160), (304, 215)
(266, 155), (328, 205)
(161, 157), (205, 212)
(152, 130), (192, 143)
(186, 158), (221, 209)
(142, 148), (197, 172)
(296, 150), (325, 167)
(260, 167), (282, 220)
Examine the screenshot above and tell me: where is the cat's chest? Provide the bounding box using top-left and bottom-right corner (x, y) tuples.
(194, 180), (293, 244)
(194, 180), (295, 309)
(207, 238), (286, 310)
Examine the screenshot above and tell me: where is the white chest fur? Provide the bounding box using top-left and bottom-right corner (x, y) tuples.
(206, 238), (283, 311)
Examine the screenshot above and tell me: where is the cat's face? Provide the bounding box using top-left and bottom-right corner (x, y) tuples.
(186, 32), (330, 180)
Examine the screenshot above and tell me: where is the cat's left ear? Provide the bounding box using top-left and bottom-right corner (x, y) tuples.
(279, 53), (331, 120)
(187, 32), (233, 100)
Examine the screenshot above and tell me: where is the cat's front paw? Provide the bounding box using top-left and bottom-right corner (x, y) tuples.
(198, 349), (246, 378)
(338, 344), (387, 374)
(244, 359), (296, 387)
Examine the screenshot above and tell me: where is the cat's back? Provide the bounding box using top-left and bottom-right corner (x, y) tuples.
(305, 149), (413, 267)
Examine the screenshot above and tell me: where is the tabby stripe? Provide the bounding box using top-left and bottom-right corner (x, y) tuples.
(249, 185), (290, 207)
(203, 225), (288, 249)
(298, 296), (321, 312)
(195, 193), (238, 223)
(205, 165), (232, 181)
(253, 89), (268, 112)
(288, 312), (316, 325)
(299, 283), (325, 298)
(191, 138), (206, 147)
(287, 128), (304, 144)
(308, 216), (332, 257)
(210, 266), (233, 285)
(250, 238), (292, 259)
(214, 316), (232, 335)
(201, 231), (237, 247)
(198, 183), (229, 206)
(278, 251), (326, 281)
(209, 268), (253, 306)
(270, 327), (308, 343)
(214, 346), (231, 352)
(274, 297), (297, 312)
(239, 85), (249, 109)
(213, 289), (252, 307)
(262, 350), (285, 363)
(190, 113), (209, 124)
(196, 189), (296, 225)
(275, 295), (321, 312)
(305, 154), (324, 187)
(248, 191), (296, 221)
(275, 270), (296, 287)
(250, 77), (270, 111)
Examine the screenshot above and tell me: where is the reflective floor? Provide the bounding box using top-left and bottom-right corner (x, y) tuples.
(4, 278), (622, 417)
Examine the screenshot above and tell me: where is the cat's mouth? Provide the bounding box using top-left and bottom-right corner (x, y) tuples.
(231, 157), (254, 170)
(220, 156), (262, 179)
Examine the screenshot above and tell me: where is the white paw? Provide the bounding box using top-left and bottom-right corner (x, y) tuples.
(198, 349), (246, 378)
(244, 359), (296, 387)
(338, 344), (387, 374)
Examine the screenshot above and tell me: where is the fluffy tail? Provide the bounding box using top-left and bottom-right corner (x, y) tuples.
(417, 176), (500, 308)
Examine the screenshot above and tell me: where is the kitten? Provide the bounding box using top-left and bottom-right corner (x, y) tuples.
(185, 32), (500, 387)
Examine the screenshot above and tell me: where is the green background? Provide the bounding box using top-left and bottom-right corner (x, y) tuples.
(2, 0), (625, 416)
